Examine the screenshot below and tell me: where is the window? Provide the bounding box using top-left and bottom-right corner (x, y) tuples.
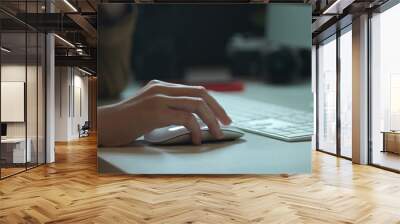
(316, 24), (353, 159)
(370, 2), (400, 171)
(317, 35), (337, 154)
(339, 27), (352, 158)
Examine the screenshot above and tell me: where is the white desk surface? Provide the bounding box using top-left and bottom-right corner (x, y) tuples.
(98, 81), (313, 174)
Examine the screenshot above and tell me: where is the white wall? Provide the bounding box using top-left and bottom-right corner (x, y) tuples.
(55, 67), (89, 141)
(55, 67), (69, 141)
(1, 65), (39, 138)
(1, 65), (27, 141)
(78, 72), (89, 137)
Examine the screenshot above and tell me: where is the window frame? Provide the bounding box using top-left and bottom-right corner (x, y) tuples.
(315, 20), (353, 161)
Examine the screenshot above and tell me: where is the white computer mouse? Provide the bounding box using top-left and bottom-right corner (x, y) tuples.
(144, 125), (244, 145)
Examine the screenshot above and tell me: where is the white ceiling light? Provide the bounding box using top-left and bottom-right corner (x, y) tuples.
(323, 0), (354, 15)
(1, 47), (11, 53)
(54, 34), (75, 48)
(63, 0), (78, 12)
(78, 67), (93, 76)
(76, 48), (85, 55)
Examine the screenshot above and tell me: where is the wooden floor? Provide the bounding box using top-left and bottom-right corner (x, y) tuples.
(1, 135), (400, 224)
(1, 167), (26, 178)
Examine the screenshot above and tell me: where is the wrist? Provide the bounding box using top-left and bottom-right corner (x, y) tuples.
(98, 103), (139, 146)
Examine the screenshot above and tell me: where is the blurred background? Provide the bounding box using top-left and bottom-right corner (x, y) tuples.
(98, 4), (311, 101)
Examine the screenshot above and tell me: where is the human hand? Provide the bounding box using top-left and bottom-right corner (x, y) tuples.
(98, 80), (231, 146)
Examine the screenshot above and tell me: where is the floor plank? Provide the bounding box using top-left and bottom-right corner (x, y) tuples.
(1, 135), (400, 224)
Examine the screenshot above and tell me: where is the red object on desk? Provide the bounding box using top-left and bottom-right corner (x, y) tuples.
(200, 80), (245, 92)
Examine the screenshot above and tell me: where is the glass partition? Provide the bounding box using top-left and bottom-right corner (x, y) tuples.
(0, 1), (46, 179)
(1, 31), (28, 178)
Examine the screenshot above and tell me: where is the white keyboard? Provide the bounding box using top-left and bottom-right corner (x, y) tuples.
(213, 93), (313, 142)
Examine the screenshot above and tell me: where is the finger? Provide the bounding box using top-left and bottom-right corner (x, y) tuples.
(163, 96), (224, 139)
(138, 80), (182, 99)
(163, 109), (202, 145)
(146, 84), (231, 125)
(148, 79), (184, 87)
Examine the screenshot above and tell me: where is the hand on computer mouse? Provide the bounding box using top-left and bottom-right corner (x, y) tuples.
(98, 80), (232, 146)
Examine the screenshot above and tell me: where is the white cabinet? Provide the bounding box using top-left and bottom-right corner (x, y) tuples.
(1, 138), (32, 163)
